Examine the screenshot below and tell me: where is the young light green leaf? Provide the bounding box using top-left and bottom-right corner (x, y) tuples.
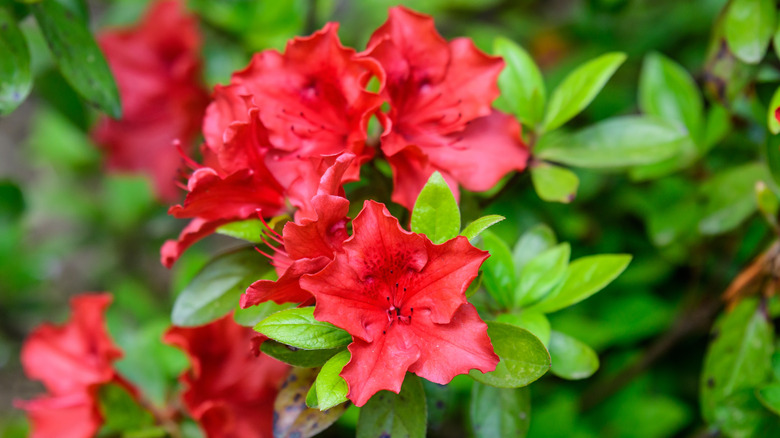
(698, 162), (769, 235)
(480, 231), (516, 309)
(255, 307), (352, 350)
(306, 382), (319, 409)
(171, 248), (269, 327)
(724, 0), (776, 64)
(493, 37), (546, 127)
(0, 6), (32, 115)
(260, 340), (342, 368)
(548, 331), (599, 380)
(461, 215), (505, 241)
(541, 52), (626, 132)
(768, 86), (780, 134)
(31, 0), (121, 117)
(216, 219), (266, 243)
(514, 242), (570, 309)
(357, 374), (427, 438)
(411, 172), (460, 244)
(315, 350), (351, 411)
(528, 254), (631, 314)
(512, 224), (557, 273)
(530, 162), (579, 203)
(495, 311), (551, 347)
(701, 298), (774, 424)
(537, 116), (686, 168)
(639, 52), (704, 144)
(469, 322), (550, 388)
(470, 384), (531, 438)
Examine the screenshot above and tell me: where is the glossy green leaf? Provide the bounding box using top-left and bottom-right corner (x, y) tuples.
(757, 383), (780, 415)
(514, 243), (570, 308)
(698, 162), (769, 235)
(315, 350), (351, 411)
(171, 248), (269, 327)
(493, 37), (545, 127)
(470, 384), (530, 438)
(469, 322), (550, 388)
(275, 368), (348, 438)
(411, 172), (460, 244)
(724, 0), (776, 64)
(701, 298), (774, 424)
(357, 374), (427, 438)
(639, 52), (703, 144)
(216, 219), (266, 243)
(528, 254), (631, 314)
(512, 224), (557, 273)
(541, 52), (626, 132)
(769, 86), (780, 135)
(480, 231), (516, 309)
(306, 382), (319, 409)
(530, 162), (580, 203)
(31, 0), (121, 117)
(0, 5), (31, 115)
(537, 116), (686, 168)
(496, 311), (551, 347)
(255, 307), (352, 350)
(461, 214), (505, 241)
(548, 331), (599, 380)
(260, 340), (342, 368)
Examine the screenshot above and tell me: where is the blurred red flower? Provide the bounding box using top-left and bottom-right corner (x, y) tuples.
(164, 315), (289, 438)
(300, 201), (498, 406)
(93, 0), (209, 201)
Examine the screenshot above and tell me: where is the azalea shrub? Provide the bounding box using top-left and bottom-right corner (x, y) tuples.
(3, 0), (780, 437)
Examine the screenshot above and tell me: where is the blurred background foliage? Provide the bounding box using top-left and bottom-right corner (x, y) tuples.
(3, 0), (780, 436)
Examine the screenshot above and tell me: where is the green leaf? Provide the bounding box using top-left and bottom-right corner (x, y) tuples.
(411, 172), (460, 244)
(233, 298), (292, 327)
(639, 52), (704, 144)
(357, 374), (427, 438)
(461, 215), (505, 241)
(97, 383), (156, 437)
(0, 5), (31, 115)
(493, 37), (546, 127)
(530, 162), (579, 203)
(537, 116), (687, 168)
(755, 181), (779, 228)
(306, 382), (319, 409)
(514, 243), (570, 308)
(171, 248), (268, 327)
(480, 231), (516, 309)
(512, 224), (557, 273)
(541, 52), (626, 132)
(703, 103), (732, 150)
(768, 86), (780, 135)
(495, 311), (551, 347)
(31, 0), (121, 117)
(469, 322), (550, 388)
(725, 0), (776, 64)
(548, 331), (599, 380)
(470, 384), (530, 438)
(259, 340), (342, 368)
(315, 350), (351, 411)
(528, 254), (631, 314)
(255, 307), (352, 350)
(701, 298), (774, 424)
(757, 383), (780, 415)
(216, 219), (266, 243)
(698, 162), (769, 235)
(275, 367), (348, 438)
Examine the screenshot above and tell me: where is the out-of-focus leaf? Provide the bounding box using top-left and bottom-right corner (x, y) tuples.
(255, 307), (352, 350)
(493, 37), (545, 127)
(514, 243), (570, 309)
(97, 383), (157, 437)
(703, 103), (731, 150)
(496, 311), (551, 347)
(32, 0), (121, 117)
(530, 162), (580, 203)
(0, 180), (24, 222)
(768, 86), (780, 134)
(528, 254), (631, 314)
(172, 248), (269, 327)
(757, 383), (780, 415)
(701, 298), (774, 424)
(512, 224), (557, 273)
(469, 322), (550, 388)
(724, 0), (776, 64)
(0, 5), (31, 115)
(260, 340), (342, 368)
(548, 331), (599, 380)
(541, 52), (626, 132)
(480, 231), (516, 309)
(470, 384), (530, 438)
(275, 367), (347, 438)
(537, 116), (687, 168)
(461, 215), (505, 241)
(315, 350), (351, 411)
(698, 162), (769, 235)
(233, 297), (292, 327)
(755, 181), (779, 228)
(411, 171), (460, 244)
(357, 374), (427, 438)
(639, 52), (704, 143)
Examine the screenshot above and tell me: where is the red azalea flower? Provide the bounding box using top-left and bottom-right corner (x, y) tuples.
(299, 201), (499, 406)
(364, 6), (529, 209)
(17, 294), (127, 437)
(164, 315), (289, 438)
(93, 0), (210, 202)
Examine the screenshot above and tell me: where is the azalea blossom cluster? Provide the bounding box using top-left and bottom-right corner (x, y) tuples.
(18, 3), (531, 437)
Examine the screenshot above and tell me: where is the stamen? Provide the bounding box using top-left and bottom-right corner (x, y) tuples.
(257, 213), (284, 243)
(175, 139), (202, 171)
